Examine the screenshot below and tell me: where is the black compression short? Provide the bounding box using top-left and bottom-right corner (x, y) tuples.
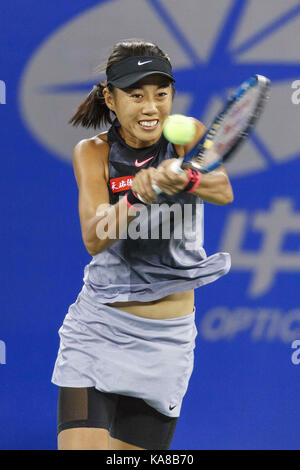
(57, 387), (178, 450)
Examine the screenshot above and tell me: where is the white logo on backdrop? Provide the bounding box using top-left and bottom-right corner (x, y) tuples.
(0, 80), (5, 104)
(221, 198), (300, 297)
(0, 340), (6, 365)
(199, 197), (300, 342)
(19, 0), (300, 177)
(200, 306), (300, 343)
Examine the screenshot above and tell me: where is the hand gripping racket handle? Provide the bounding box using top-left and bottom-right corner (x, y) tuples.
(136, 158), (185, 202)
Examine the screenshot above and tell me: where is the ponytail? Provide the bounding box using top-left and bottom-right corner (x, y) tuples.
(68, 81), (114, 129)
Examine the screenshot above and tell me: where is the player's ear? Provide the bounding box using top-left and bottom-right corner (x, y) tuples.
(103, 87), (116, 112)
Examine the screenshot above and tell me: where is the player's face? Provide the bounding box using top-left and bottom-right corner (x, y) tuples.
(106, 75), (173, 148)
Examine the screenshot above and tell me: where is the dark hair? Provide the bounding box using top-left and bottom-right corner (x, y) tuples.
(68, 39), (175, 129)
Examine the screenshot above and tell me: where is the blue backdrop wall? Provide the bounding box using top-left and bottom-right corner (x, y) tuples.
(1, 0), (300, 449)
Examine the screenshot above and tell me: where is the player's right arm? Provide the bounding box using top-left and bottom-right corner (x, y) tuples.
(72, 139), (156, 256)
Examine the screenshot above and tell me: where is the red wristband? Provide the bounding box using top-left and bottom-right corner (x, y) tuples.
(124, 192), (138, 211)
(183, 167), (202, 193)
(124, 190), (148, 210)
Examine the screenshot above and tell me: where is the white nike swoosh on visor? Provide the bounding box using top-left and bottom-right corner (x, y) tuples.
(138, 60), (152, 66)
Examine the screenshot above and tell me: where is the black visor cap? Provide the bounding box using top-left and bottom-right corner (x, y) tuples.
(106, 56), (175, 89)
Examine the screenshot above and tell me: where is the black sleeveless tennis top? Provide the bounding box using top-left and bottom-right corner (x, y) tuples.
(80, 118), (230, 303)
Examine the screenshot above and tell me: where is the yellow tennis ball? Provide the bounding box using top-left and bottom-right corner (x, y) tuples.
(163, 114), (196, 145)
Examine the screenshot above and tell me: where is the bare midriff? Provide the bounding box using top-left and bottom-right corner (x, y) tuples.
(106, 289), (194, 320)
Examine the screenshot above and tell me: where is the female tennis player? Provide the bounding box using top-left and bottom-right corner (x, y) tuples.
(51, 39), (233, 450)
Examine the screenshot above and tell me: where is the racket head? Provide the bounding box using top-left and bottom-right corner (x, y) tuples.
(183, 74), (271, 173)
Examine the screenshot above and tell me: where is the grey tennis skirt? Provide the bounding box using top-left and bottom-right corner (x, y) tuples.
(51, 293), (198, 418)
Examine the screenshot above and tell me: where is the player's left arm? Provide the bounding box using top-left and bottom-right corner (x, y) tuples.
(153, 118), (234, 205)
(188, 164), (234, 205)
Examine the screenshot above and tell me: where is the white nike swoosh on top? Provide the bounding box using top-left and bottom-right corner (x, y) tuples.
(135, 156), (155, 167)
(138, 60), (152, 66)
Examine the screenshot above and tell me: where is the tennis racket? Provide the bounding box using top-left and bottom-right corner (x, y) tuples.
(146, 74), (270, 197)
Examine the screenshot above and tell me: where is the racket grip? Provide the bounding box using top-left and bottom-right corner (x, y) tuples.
(169, 157), (185, 174)
(137, 183), (162, 201)
(137, 157), (185, 200)
(150, 157), (185, 195)
(136, 193), (147, 203)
